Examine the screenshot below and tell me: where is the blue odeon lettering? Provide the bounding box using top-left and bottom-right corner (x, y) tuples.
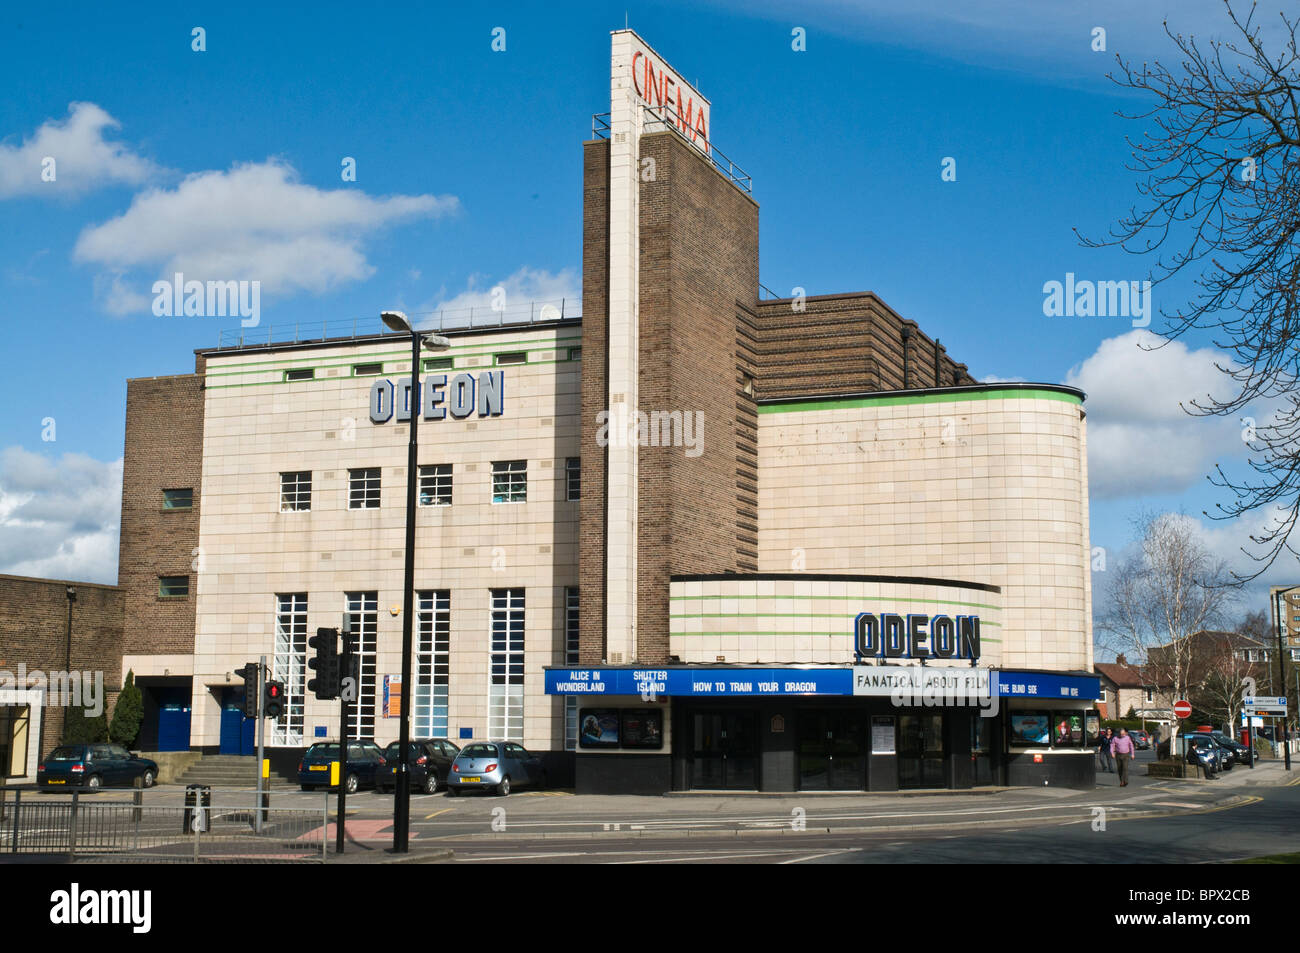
(854, 611), (980, 661)
(369, 372), (505, 423)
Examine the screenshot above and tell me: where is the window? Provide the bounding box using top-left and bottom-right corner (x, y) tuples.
(1144, 689), (1154, 704)
(419, 464), (452, 506)
(162, 488), (192, 510)
(424, 357), (453, 372)
(284, 368), (315, 382)
(0, 704), (30, 779)
(272, 594), (307, 746)
(349, 468), (381, 509)
(565, 457), (580, 502)
(489, 588), (525, 740)
(345, 592), (378, 740)
(565, 587), (579, 751)
(1098, 688), (1107, 703)
(1291, 649), (1300, 662)
(492, 460), (527, 504)
(494, 351), (527, 366)
(415, 590), (451, 740)
(280, 471), (312, 512)
(158, 576), (189, 597)
(568, 347), (582, 361)
(352, 362), (384, 376)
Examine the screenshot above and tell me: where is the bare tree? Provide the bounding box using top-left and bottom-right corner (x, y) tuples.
(1100, 514), (1238, 748)
(1080, 1), (1300, 579)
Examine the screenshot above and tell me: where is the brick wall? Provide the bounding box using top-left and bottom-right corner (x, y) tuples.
(118, 373), (204, 657)
(755, 293), (975, 399)
(0, 574), (123, 752)
(579, 139), (610, 665)
(635, 131), (759, 661)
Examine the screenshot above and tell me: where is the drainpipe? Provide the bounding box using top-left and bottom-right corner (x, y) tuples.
(901, 325), (912, 390)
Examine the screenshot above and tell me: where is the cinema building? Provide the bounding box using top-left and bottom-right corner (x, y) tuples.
(114, 30), (1098, 794)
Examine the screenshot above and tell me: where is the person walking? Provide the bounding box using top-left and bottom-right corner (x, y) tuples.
(1097, 728), (1115, 773)
(1111, 728), (1135, 787)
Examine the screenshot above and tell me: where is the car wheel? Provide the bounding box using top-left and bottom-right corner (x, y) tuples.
(447, 786), (461, 797)
(86, 774), (102, 791)
(423, 772), (438, 795)
(497, 776), (511, 797)
(141, 769), (156, 789)
(344, 774), (358, 795)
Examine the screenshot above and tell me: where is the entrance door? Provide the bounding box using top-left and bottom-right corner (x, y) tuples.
(690, 713), (757, 789)
(898, 714), (945, 789)
(218, 690), (255, 756)
(799, 712), (866, 791)
(971, 716), (994, 786)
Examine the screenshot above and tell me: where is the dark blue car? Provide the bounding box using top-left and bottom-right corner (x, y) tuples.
(37, 744), (158, 790)
(298, 741), (385, 793)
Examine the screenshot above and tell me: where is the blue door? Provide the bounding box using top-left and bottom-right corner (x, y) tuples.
(219, 707), (243, 754)
(157, 705), (191, 752)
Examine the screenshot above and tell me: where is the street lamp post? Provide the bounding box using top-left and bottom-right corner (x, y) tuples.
(1272, 587), (1295, 771)
(380, 310), (450, 852)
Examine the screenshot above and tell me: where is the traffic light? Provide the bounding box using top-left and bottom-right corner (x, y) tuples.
(308, 627), (339, 700)
(237, 663), (260, 718)
(263, 680), (285, 719)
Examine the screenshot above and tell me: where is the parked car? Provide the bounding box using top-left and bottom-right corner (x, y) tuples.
(1202, 729), (1250, 765)
(448, 741), (547, 796)
(1185, 734), (1234, 776)
(38, 743), (158, 791)
(375, 738), (460, 794)
(1130, 730), (1151, 750)
(297, 741), (386, 794)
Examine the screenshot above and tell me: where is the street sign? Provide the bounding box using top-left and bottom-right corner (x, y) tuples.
(1173, 700), (1192, 719)
(1244, 695), (1287, 714)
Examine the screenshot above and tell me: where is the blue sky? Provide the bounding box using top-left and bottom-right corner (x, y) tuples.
(0, 0), (1293, 629)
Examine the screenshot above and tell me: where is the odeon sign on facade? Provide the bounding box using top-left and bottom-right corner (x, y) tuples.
(854, 611), (982, 662)
(368, 372), (505, 423)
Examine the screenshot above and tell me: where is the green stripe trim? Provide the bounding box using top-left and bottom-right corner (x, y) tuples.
(205, 335), (583, 376)
(205, 356), (581, 390)
(669, 593), (1001, 611)
(758, 388), (1082, 415)
(670, 613), (1000, 627)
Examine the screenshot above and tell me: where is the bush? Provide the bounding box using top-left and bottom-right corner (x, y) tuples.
(62, 703), (108, 745)
(109, 670), (143, 748)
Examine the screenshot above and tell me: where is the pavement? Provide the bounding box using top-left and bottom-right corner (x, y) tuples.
(7, 751), (1296, 863)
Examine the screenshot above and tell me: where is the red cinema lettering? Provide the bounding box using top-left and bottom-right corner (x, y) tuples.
(644, 56), (661, 108)
(631, 51), (643, 97)
(676, 90), (694, 137)
(694, 109), (709, 152)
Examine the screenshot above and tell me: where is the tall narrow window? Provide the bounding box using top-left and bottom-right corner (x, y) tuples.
(565, 458), (580, 502)
(349, 468), (381, 509)
(415, 591), (451, 739)
(344, 592), (378, 740)
(565, 587), (579, 751)
(489, 588), (525, 740)
(272, 594), (307, 746)
(280, 471), (312, 512)
(419, 464), (452, 506)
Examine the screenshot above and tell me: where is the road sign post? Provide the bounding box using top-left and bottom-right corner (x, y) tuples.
(256, 655), (266, 834)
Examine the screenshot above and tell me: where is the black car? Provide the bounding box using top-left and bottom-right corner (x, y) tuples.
(1185, 734), (1232, 777)
(37, 744), (158, 790)
(1204, 730), (1251, 764)
(298, 741), (386, 793)
(375, 738), (461, 794)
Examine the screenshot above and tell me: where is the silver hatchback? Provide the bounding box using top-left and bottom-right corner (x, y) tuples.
(448, 741), (547, 796)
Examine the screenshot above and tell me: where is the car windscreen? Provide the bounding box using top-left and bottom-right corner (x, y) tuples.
(306, 744), (340, 759)
(459, 744), (499, 758)
(384, 743), (420, 759)
(47, 747), (83, 761)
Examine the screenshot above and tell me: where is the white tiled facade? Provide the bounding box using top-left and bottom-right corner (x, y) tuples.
(191, 326), (581, 752)
(755, 388), (1091, 672)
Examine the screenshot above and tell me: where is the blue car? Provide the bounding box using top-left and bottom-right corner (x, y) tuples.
(298, 741), (385, 794)
(38, 744), (158, 790)
(448, 741), (547, 796)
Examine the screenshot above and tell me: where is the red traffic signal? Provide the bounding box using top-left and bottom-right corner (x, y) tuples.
(264, 680), (285, 719)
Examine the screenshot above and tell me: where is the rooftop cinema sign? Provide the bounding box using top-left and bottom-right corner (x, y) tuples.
(369, 372), (504, 423)
(854, 612), (981, 661)
(622, 32), (710, 155)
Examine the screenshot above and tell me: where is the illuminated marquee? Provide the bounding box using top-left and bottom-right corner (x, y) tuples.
(627, 36), (710, 155)
(369, 372), (504, 423)
(854, 612), (981, 661)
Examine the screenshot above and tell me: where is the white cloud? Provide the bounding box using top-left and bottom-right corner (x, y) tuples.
(0, 102), (160, 199)
(74, 159), (459, 314)
(415, 266), (580, 329)
(1064, 330), (1250, 500)
(0, 447), (121, 585)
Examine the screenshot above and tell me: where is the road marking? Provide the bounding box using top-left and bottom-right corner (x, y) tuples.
(455, 851), (591, 862)
(779, 849), (857, 864)
(425, 808), (455, 820)
(614, 850), (803, 864)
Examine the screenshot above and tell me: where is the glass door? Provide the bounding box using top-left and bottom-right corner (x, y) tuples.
(971, 716), (994, 786)
(691, 712), (757, 789)
(799, 712), (866, 791)
(898, 714), (945, 789)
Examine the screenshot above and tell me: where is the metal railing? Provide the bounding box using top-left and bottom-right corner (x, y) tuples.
(592, 109), (753, 194)
(1, 790), (331, 862)
(215, 297), (579, 350)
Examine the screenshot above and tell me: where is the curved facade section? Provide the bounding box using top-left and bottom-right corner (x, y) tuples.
(756, 384), (1091, 672)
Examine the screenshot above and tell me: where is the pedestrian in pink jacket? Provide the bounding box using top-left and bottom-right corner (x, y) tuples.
(1111, 729), (1135, 786)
